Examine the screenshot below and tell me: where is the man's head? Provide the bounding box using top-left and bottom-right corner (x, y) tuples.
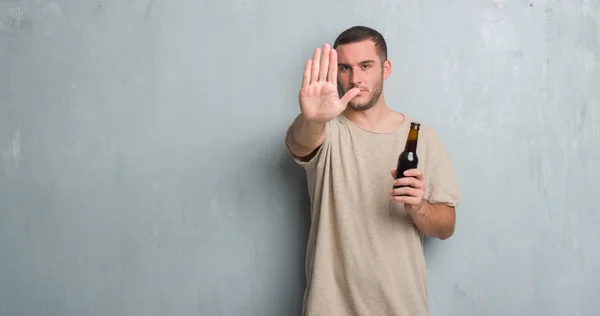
(333, 26), (391, 111)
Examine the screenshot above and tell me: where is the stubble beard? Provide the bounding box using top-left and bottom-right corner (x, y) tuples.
(346, 78), (384, 111)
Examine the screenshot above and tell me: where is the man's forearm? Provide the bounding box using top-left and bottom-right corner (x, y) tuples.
(288, 115), (326, 157)
(410, 201), (456, 240)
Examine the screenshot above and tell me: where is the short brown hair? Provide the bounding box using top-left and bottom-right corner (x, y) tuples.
(333, 26), (388, 63)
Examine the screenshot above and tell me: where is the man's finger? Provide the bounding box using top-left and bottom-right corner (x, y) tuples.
(340, 87), (360, 106)
(328, 48), (338, 84)
(319, 44), (330, 81)
(311, 48), (321, 83)
(302, 59), (312, 88)
(393, 177), (421, 188)
(392, 196), (421, 206)
(403, 168), (423, 179)
(390, 168), (396, 178)
(391, 186), (420, 198)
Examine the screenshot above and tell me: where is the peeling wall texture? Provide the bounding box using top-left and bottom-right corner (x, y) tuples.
(1, 0), (599, 315)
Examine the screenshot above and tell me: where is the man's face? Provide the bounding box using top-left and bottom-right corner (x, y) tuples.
(336, 40), (391, 111)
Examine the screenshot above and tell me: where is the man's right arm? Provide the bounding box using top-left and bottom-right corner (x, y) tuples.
(286, 114), (326, 160)
(287, 43), (357, 161)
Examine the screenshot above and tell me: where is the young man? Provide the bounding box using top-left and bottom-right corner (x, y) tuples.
(285, 26), (460, 316)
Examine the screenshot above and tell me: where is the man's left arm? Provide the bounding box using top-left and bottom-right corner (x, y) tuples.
(391, 168), (456, 240)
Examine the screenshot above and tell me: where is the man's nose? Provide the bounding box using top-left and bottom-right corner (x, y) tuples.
(350, 70), (362, 86)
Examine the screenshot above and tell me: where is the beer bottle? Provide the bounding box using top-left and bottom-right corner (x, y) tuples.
(393, 122), (420, 190)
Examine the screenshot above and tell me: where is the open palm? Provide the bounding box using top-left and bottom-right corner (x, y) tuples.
(299, 44), (360, 123)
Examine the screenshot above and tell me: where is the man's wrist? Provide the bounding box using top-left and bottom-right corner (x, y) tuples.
(410, 199), (430, 218)
(300, 115), (327, 131)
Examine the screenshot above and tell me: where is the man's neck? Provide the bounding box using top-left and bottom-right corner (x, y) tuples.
(343, 102), (404, 133)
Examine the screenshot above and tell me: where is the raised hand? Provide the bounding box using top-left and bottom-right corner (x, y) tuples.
(299, 43), (360, 123)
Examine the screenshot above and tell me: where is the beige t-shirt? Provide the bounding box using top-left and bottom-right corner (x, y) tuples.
(285, 113), (460, 316)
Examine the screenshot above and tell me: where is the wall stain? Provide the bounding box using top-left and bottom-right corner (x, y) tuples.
(2, 128), (21, 176)
(0, 1), (23, 34)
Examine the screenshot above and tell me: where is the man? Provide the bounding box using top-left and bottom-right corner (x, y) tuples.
(285, 26), (460, 316)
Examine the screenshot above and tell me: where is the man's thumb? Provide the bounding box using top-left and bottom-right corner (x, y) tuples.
(340, 88), (361, 106)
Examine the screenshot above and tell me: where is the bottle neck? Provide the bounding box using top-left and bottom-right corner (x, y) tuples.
(404, 129), (419, 152)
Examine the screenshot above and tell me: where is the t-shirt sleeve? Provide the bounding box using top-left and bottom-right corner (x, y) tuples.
(284, 114), (331, 170)
(425, 129), (461, 208)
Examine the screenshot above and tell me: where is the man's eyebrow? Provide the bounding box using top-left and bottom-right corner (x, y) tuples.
(338, 60), (376, 67)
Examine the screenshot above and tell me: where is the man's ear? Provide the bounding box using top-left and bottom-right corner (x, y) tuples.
(383, 60), (392, 79)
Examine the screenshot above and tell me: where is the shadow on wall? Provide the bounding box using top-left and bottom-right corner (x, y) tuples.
(193, 132), (313, 314)
(423, 236), (436, 253)
(261, 135), (312, 313)
(272, 141), (312, 245)
(422, 231), (452, 260)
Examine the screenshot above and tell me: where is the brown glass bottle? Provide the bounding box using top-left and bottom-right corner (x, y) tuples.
(393, 122), (420, 190)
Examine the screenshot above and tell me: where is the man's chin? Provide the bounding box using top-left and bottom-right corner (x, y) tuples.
(348, 102), (372, 111)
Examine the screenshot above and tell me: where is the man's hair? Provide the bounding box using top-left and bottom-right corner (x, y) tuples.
(333, 26), (388, 63)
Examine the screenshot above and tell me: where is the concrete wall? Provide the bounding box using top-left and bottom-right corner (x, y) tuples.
(1, 0), (599, 315)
